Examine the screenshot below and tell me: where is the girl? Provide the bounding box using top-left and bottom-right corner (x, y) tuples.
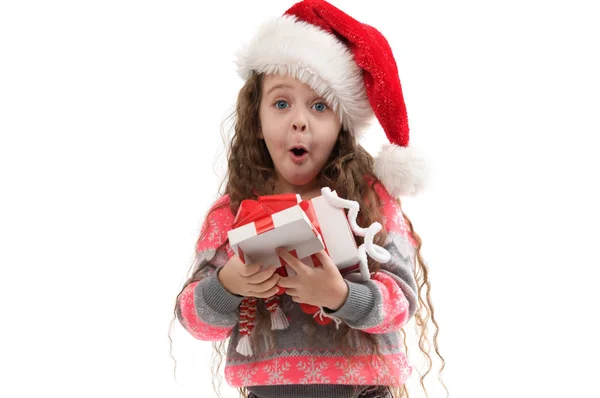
(172, 1), (446, 397)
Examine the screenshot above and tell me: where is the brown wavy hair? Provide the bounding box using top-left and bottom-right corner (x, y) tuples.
(169, 72), (448, 398)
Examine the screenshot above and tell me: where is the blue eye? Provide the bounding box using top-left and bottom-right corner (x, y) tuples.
(313, 102), (327, 112)
(275, 100), (289, 109)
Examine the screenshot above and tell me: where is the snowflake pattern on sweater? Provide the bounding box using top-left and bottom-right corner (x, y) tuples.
(224, 352), (411, 387)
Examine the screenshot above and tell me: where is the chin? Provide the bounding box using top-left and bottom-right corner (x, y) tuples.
(288, 176), (315, 187)
(282, 172), (318, 188)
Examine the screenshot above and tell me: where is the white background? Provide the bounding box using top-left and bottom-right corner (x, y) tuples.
(1, 1), (599, 397)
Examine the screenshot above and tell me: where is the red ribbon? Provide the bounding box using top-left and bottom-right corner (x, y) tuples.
(233, 193), (300, 231)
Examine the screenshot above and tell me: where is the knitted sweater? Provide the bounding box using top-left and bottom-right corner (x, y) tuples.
(176, 184), (418, 398)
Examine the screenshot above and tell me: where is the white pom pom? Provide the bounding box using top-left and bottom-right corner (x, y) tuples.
(236, 335), (253, 357)
(374, 144), (429, 197)
(270, 307), (290, 330)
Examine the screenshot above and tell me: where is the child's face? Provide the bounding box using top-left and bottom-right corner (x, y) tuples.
(259, 74), (341, 193)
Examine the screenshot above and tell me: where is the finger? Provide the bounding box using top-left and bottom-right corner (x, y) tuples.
(276, 276), (300, 289)
(246, 272), (278, 295)
(282, 287), (298, 296)
(276, 248), (307, 274)
(238, 262), (263, 277)
(314, 250), (336, 270)
(247, 272), (280, 293)
(246, 264), (277, 284)
(249, 285), (280, 299)
(290, 295), (303, 303)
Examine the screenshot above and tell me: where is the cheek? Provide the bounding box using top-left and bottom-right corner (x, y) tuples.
(322, 124), (341, 151)
(261, 128), (286, 155)
(259, 110), (284, 146)
(320, 132), (340, 161)
(262, 129), (285, 149)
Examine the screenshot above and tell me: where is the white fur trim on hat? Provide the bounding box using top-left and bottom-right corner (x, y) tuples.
(374, 144), (429, 197)
(234, 15), (374, 137)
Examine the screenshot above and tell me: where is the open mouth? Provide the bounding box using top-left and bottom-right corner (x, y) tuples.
(290, 147), (308, 156)
(289, 146), (309, 165)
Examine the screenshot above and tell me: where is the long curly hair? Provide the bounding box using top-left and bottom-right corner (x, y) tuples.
(169, 72), (448, 398)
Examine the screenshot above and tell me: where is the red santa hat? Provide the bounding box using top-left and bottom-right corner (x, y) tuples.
(234, 0), (428, 197)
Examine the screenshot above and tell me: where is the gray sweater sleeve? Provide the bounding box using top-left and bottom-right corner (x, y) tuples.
(193, 268), (244, 327)
(177, 248), (244, 330)
(322, 232), (418, 330)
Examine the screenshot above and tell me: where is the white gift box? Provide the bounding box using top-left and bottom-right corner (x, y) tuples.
(228, 205), (325, 272)
(305, 195), (360, 271)
(227, 193), (361, 277)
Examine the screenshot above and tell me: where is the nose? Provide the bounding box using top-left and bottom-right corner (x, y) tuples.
(291, 109), (308, 132)
(292, 121), (307, 132)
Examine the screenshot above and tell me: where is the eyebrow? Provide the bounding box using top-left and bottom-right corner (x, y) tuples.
(265, 84), (294, 96)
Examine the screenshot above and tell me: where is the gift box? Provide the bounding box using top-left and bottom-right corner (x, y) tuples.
(227, 191), (361, 278)
(302, 195), (360, 272)
(227, 194), (325, 273)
